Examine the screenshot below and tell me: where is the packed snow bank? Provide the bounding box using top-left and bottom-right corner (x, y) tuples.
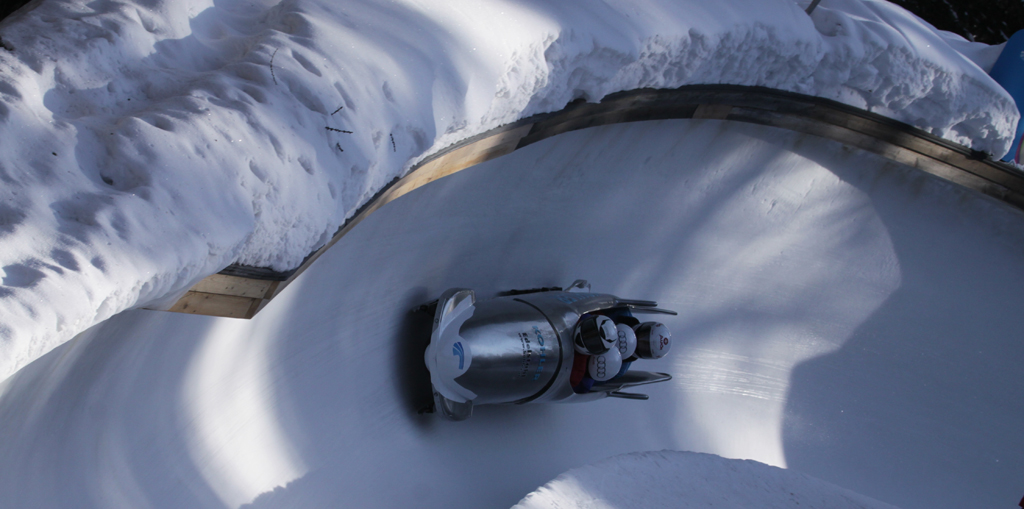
(513, 451), (900, 509)
(0, 0), (1016, 380)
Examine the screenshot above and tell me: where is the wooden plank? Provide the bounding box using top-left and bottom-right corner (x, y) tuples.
(706, 89), (1024, 192)
(519, 102), (700, 148)
(795, 104), (1024, 192)
(165, 124), (535, 314)
(166, 291), (261, 319)
(730, 106), (1021, 203)
(190, 274), (277, 299)
(693, 104), (733, 120)
(418, 124), (533, 181)
(389, 124), (533, 201)
(263, 123), (535, 300)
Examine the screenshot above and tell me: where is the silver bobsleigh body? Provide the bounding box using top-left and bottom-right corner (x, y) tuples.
(423, 281), (675, 421)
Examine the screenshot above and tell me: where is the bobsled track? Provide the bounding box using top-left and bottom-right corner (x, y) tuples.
(1, 118), (1023, 508)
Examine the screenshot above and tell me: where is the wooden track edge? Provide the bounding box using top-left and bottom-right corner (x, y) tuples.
(150, 84), (1024, 318)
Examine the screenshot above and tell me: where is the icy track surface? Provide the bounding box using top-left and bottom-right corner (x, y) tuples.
(0, 0), (1017, 381)
(0, 120), (1021, 508)
(514, 451), (899, 509)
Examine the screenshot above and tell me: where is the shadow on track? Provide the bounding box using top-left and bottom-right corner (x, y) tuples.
(781, 144), (1024, 509)
(394, 288), (437, 427)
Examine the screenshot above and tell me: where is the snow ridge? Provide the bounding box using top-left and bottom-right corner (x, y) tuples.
(0, 0), (1016, 380)
(513, 450), (901, 509)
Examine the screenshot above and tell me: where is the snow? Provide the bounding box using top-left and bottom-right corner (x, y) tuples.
(513, 450), (899, 509)
(0, 120), (1021, 508)
(0, 0), (1019, 381)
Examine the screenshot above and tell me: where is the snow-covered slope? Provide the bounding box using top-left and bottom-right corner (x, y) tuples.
(0, 0), (1017, 380)
(0, 120), (1020, 508)
(513, 451), (899, 509)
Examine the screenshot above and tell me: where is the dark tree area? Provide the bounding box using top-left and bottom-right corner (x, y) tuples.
(0, 0), (33, 24)
(887, 0), (1024, 44)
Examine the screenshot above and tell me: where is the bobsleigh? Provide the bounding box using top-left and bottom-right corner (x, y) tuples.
(423, 280), (676, 421)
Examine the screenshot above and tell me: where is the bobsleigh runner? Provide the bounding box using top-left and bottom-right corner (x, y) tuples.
(422, 280), (676, 421)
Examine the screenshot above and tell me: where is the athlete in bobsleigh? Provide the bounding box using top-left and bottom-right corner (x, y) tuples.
(422, 280), (676, 421)
(569, 313), (672, 394)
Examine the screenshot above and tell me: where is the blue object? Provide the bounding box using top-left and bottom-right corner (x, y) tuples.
(612, 361), (633, 380)
(452, 341), (464, 369)
(989, 30), (1024, 162)
(573, 376), (596, 394)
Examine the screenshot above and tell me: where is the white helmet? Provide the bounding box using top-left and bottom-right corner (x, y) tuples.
(573, 315), (617, 355)
(633, 322), (671, 359)
(587, 347), (623, 382)
(615, 323), (637, 359)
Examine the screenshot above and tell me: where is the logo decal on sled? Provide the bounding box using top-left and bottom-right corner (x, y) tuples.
(453, 342), (465, 370)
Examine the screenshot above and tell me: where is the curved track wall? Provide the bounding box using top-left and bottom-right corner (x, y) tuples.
(158, 85), (1024, 318)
